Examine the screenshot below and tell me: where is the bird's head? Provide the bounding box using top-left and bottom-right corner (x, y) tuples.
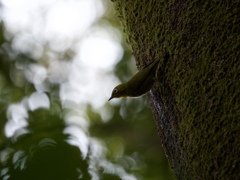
(108, 84), (127, 101)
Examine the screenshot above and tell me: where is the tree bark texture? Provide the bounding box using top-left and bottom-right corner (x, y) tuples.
(111, 0), (240, 179)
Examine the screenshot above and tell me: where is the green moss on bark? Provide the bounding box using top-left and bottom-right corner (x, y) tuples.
(112, 0), (240, 179)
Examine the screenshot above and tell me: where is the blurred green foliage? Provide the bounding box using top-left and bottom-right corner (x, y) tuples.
(0, 16), (173, 180)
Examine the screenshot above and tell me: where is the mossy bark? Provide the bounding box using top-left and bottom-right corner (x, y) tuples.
(111, 0), (240, 179)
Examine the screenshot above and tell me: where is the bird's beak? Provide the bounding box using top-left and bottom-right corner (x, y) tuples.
(108, 96), (113, 101)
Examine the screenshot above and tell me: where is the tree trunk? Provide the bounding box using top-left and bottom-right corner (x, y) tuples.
(111, 0), (240, 179)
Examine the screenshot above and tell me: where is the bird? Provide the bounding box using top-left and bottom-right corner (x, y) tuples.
(108, 60), (159, 101)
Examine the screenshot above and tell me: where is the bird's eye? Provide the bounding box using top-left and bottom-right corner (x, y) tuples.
(114, 89), (118, 93)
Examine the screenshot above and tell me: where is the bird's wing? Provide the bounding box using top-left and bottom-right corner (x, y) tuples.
(126, 60), (159, 96)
